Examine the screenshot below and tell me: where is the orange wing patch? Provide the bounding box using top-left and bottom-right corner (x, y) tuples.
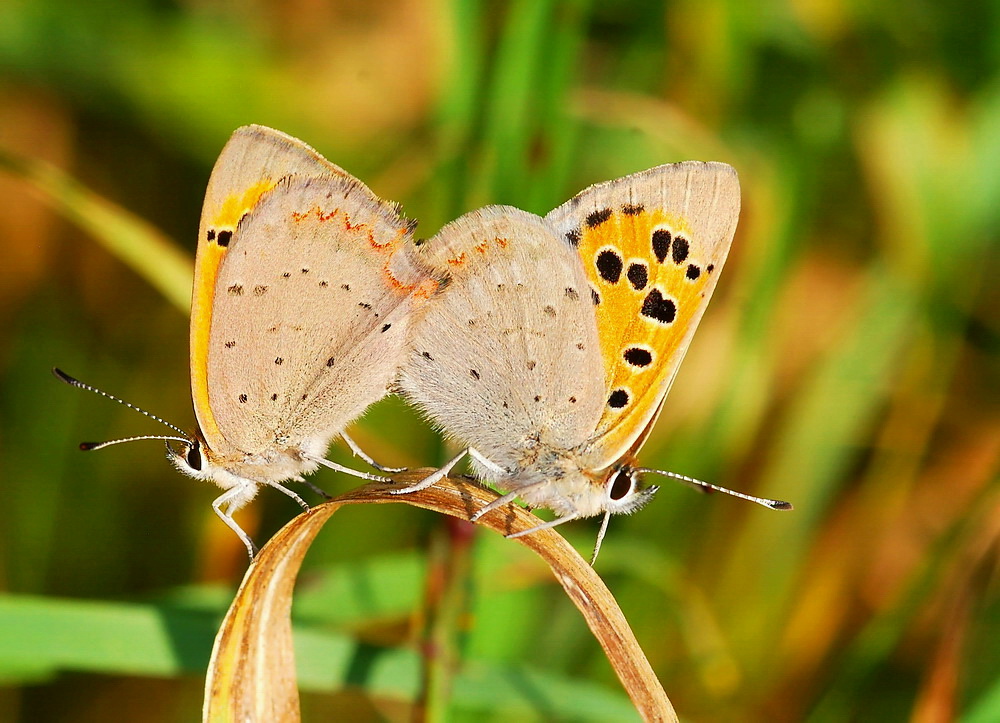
(190, 180), (279, 446)
(576, 205), (716, 449)
(211, 180), (277, 233)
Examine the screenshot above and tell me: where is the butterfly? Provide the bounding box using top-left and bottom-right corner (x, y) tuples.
(394, 161), (790, 561)
(57, 125), (436, 558)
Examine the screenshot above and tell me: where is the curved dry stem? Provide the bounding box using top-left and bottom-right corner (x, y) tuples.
(203, 471), (676, 722)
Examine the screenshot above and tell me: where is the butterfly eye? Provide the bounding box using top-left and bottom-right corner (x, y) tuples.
(607, 469), (635, 501)
(186, 441), (203, 472)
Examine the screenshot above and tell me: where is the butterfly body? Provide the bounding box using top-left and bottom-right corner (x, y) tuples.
(169, 428), (325, 496)
(485, 438), (646, 520)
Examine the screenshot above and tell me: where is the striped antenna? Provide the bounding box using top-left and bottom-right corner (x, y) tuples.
(635, 467), (793, 510)
(53, 368), (191, 448)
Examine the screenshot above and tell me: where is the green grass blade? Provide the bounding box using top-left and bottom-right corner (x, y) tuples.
(0, 594), (635, 719)
(0, 148), (192, 311)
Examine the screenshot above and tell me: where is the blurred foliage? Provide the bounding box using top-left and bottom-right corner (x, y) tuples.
(0, 0), (998, 720)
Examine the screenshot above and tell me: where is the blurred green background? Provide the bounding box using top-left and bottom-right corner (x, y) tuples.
(1, 0), (998, 720)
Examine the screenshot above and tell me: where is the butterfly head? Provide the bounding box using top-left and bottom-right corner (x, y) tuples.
(502, 459), (660, 563)
(167, 425), (332, 494)
(511, 453), (659, 520)
(583, 466), (659, 566)
(166, 430), (213, 481)
(166, 430), (241, 486)
(597, 465), (659, 516)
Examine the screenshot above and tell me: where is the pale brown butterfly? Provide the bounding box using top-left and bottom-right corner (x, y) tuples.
(394, 162), (791, 562)
(57, 125), (436, 558)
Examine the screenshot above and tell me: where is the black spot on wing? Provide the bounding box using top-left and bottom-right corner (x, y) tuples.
(624, 347), (653, 367)
(608, 389), (630, 409)
(586, 207), (613, 228)
(621, 203), (644, 215)
(652, 229), (670, 263)
(686, 264), (701, 280)
(217, 230), (233, 247)
(672, 236), (689, 264)
(565, 229), (581, 247)
(596, 249), (623, 283)
(626, 263), (648, 291)
(640, 289), (676, 324)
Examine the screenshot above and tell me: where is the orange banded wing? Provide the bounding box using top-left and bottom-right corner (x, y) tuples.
(544, 162), (740, 467)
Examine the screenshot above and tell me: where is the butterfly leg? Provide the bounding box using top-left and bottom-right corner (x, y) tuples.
(341, 432), (406, 473)
(310, 456), (391, 483)
(470, 489), (522, 522)
(212, 486), (259, 560)
(470, 471), (550, 521)
(474, 480), (582, 539)
(390, 447), (471, 495)
(467, 448), (506, 477)
(267, 481), (311, 511)
(297, 477), (333, 500)
(506, 512), (580, 539)
(589, 511), (612, 566)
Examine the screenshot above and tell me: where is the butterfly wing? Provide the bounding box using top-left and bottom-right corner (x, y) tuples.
(192, 127), (427, 457)
(399, 206), (606, 470)
(202, 125), (350, 208)
(544, 162), (740, 468)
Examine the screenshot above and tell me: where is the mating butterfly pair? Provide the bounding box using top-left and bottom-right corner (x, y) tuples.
(58, 125), (789, 562)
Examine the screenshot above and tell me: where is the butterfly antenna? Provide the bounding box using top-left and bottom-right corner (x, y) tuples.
(80, 435), (191, 451)
(52, 368), (192, 447)
(635, 467), (793, 511)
